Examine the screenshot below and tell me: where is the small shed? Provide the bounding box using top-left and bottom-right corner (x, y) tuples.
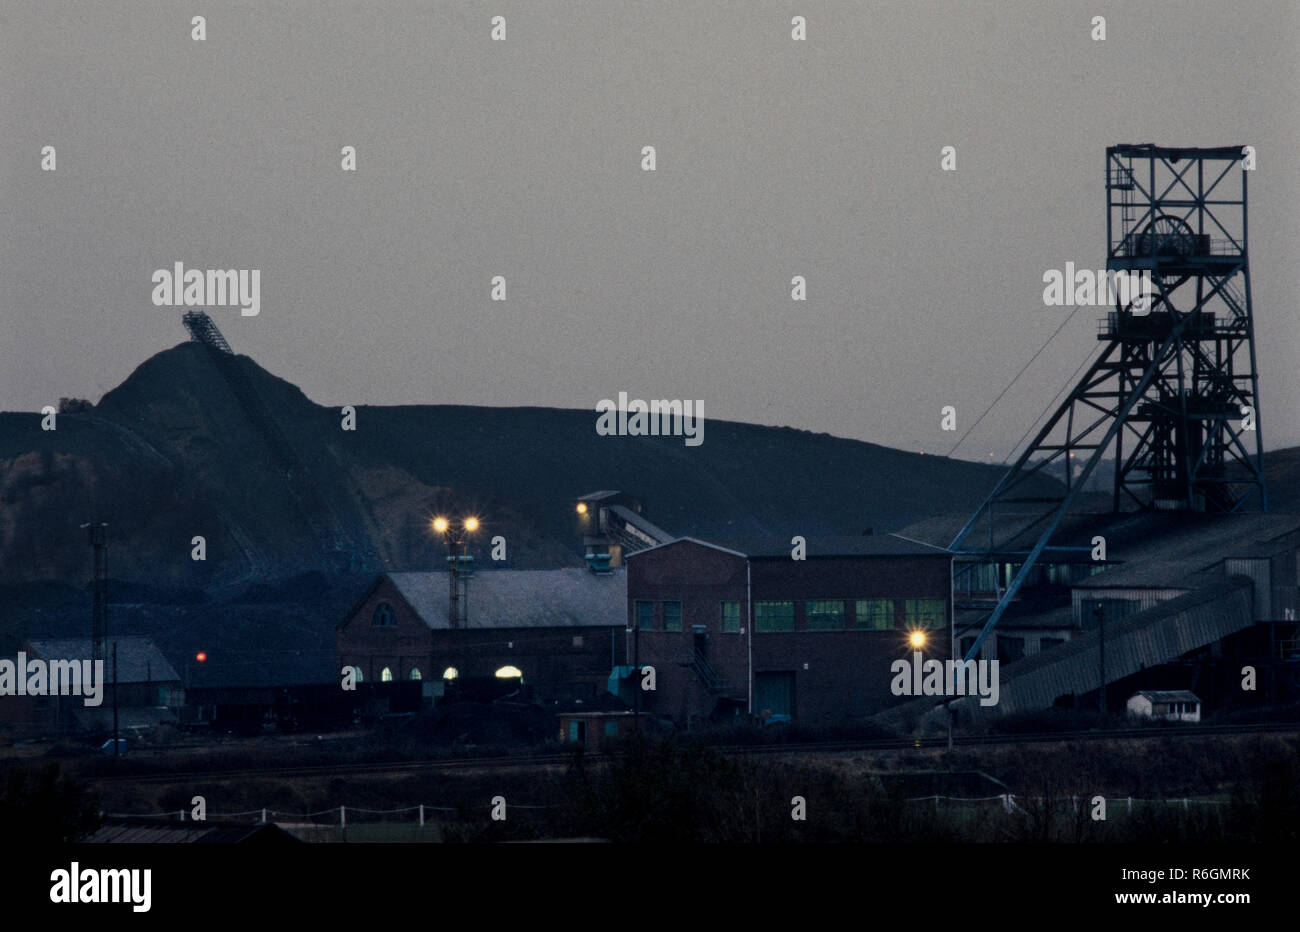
(1126, 689), (1202, 723)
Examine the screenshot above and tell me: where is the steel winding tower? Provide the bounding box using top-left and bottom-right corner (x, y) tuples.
(952, 144), (1266, 660)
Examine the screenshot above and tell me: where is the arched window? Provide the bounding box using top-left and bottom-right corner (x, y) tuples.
(494, 665), (523, 680)
(381, 667), (393, 682)
(442, 666), (458, 680)
(353, 666), (363, 682)
(409, 668), (422, 681)
(372, 602), (396, 627)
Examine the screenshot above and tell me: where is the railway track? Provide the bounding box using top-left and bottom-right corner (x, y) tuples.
(83, 720), (1300, 786)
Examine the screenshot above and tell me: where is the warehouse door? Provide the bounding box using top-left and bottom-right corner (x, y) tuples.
(755, 672), (795, 719)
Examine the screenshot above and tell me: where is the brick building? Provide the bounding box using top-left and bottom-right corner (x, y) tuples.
(624, 535), (953, 726)
(337, 568), (629, 703)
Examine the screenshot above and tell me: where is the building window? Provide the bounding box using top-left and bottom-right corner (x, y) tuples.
(409, 668), (422, 680)
(604, 720), (619, 737)
(721, 601), (741, 633)
(855, 599), (894, 630)
(372, 602), (397, 627)
(353, 666), (363, 683)
(442, 666), (458, 680)
(495, 665), (523, 679)
(996, 637), (1025, 664)
(663, 601), (683, 632)
(635, 600), (654, 631)
(568, 720), (587, 744)
(380, 667), (393, 682)
(902, 599), (946, 629)
(805, 600), (845, 631)
(755, 601), (795, 633)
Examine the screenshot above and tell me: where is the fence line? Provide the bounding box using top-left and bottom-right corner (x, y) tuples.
(103, 794), (1221, 826)
(903, 793), (1224, 811)
(104, 801), (555, 824)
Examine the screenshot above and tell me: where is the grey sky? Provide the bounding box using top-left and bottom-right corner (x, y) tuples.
(3, 0), (1297, 460)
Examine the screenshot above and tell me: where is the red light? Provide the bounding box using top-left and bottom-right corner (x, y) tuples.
(195, 652), (207, 663)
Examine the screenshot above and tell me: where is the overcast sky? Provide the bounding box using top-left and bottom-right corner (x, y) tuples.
(3, 0), (1297, 460)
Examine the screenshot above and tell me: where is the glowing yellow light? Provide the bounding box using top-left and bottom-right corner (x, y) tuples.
(576, 502), (588, 515)
(494, 665), (523, 679)
(908, 630), (927, 649)
(432, 516), (449, 533)
(442, 666), (458, 680)
(463, 516), (480, 532)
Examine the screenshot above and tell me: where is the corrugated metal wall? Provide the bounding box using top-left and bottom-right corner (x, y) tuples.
(1071, 587), (1188, 625)
(988, 582), (1254, 717)
(1225, 558), (1270, 620)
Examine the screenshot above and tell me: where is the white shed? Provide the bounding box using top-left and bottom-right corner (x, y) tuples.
(1126, 689), (1202, 723)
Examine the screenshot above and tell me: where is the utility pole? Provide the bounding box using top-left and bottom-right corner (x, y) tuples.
(633, 621), (640, 735)
(82, 522), (108, 664)
(112, 641), (120, 757)
(1096, 602), (1106, 715)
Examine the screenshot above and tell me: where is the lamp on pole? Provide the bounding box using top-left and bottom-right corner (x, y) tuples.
(431, 516), (480, 628)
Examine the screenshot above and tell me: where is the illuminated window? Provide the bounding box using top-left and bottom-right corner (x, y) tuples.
(380, 667), (393, 682)
(663, 601), (682, 632)
(903, 599), (946, 629)
(495, 665), (523, 679)
(634, 600), (654, 630)
(409, 668), (422, 680)
(755, 601), (795, 633)
(372, 602), (396, 627)
(442, 666), (458, 680)
(855, 599), (894, 630)
(721, 601), (741, 633)
(604, 720), (619, 737)
(353, 666), (363, 682)
(805, 600), (845, 631)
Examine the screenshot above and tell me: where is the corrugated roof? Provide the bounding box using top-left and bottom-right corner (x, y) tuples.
(84, 820), (299, 844)
(387, 568), (627, 630)
(1071, 513), (1300, 588)
(901, 511), (1300, 565)
(1134, 689), (1201, 704)
(876, 577), (1255, 727)
(27, 636), (179, 683)
(628, 533), (946, 560)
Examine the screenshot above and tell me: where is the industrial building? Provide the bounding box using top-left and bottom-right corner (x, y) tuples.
(623, 534), (953, 726)
(336, 567), (630, 704)
(0, 636), (182, 733)
(880, 479), (1300, 727)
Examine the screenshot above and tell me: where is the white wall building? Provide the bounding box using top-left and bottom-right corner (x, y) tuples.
(1126, 689), (1202, 723)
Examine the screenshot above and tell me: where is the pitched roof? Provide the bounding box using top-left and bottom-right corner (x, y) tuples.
(83, 819), (300, 844)
(626, 533), (946, 560)
(385, 568), (627, 630)
(1133, 690), (1201, 704)
(27, 636), (179, 683)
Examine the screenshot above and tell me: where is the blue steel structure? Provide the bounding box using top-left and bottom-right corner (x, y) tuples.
(951, 145), (1266, 662)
